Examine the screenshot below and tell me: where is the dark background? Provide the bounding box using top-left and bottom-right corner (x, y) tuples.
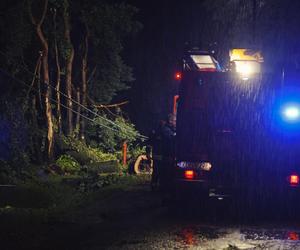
(119, 0), (300, 136)
(123, 1), (210, 135)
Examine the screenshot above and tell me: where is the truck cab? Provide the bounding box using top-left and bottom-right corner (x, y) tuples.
(173, 50), (231, 201)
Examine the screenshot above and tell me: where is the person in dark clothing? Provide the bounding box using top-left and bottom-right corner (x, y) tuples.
(159, 114), (176, 193)
(150, 114), (176, 192)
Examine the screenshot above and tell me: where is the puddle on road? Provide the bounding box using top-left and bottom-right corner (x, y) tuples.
(174, 226), (230, 249)
(173, 226), (300, 249)
(175, 225), (226, 246)
(241, 228), (300, 241)
(159, 225), (300, 249)
(109, 226), (300, 250)
(106, 217), (300, 250)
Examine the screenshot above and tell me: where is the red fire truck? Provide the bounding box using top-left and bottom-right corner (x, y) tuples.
(168, 48), (300, 212)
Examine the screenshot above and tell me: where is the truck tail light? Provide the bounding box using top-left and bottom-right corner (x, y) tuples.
(175, 72), (182, 80)
(289, 174), (300, 186)
(184, 170), (195, 180)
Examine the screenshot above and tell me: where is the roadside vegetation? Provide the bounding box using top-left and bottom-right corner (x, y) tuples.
(0, 2), (150, 247)
(0, 167), (151, 249)
(0, 125), (149, 221)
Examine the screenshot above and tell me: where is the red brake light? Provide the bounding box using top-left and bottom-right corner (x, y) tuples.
(175, 72), (182, 80)
(184, 170), (194, 179)
(289, 175), (299, 186)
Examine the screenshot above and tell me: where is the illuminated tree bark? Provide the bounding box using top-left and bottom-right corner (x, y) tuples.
(63, 0), (74, 135)
(28, 0), (54, 160)
(53, 8), (62, 135)
(80, 23), (89, 141)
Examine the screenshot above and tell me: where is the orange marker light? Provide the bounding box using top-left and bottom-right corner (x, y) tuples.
(184, 170), (194, 179)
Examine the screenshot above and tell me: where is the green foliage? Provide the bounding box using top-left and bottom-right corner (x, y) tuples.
(126, 145), (146, 166)
(87, 114), (140, 153)
(85, 161), (120, 175)
(55, 154), (80, 174)
(0, 0), (142, 172)
(79, 173), (122, 192)
(59, 135), (117, 164)
(0, 2), (47, 166)
(82, 2), (142, 103)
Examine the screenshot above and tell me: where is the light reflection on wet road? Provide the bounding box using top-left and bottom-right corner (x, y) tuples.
(82, 186), (300, 250)
(88, 206), (300, 250)
(107, 223), (300, 249)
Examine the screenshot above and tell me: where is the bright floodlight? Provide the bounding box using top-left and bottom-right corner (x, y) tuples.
(234, 61), (261, 80)
(236, 62), (252, 75)
(283, 106), (300, 120)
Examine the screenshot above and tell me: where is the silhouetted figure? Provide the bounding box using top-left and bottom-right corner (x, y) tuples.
(160, 114), (176, 194)
(150, 114), (176, 193)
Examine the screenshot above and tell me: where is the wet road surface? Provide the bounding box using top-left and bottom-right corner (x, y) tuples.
(106, 223), (300, 249)
(77, 184), (300, 250)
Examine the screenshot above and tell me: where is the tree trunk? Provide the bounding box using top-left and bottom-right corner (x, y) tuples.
(31, 97), (43, 163)
(38, 31), (54, 160)
(63, 0), (74, 135)
(80, 23), (89, 141)
(28, 0), (54, 160)
(53, 8), (62, 134)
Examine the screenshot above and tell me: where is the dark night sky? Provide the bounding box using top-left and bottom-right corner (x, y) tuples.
(122, 1), (209, 134)
(121, 0), (300, 135)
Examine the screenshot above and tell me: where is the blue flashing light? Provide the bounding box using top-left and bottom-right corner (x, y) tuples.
(282, 105), (300, 121)
(268, 86), (300, 138)
(278, 101), (300, 136)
